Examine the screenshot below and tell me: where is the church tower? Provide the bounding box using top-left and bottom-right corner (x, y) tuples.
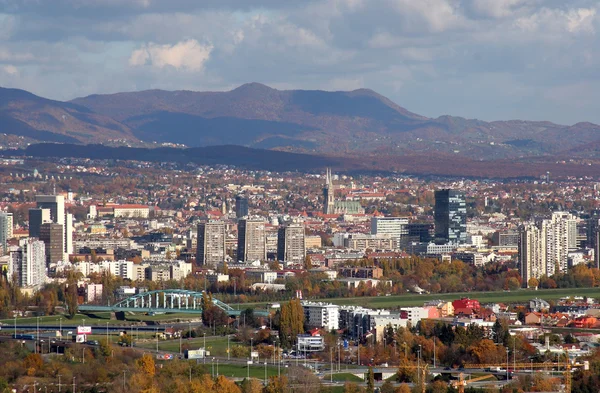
(323, 168), (335, 214)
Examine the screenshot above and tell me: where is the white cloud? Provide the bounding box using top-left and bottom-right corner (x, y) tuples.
(2, 64), (18, 75)
(129, 39), (213, 71)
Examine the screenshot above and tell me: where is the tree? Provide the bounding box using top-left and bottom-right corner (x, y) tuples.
(366, 367), (375, 393)
(136, 353), (156, 377)
(380, 380), (394, 393)
(264, 376), (291, 393)
(278, 299), (304, 348)
(528, 277), (539, 289)
(241, 378), (263, 393)
(65, 282), (78, 318)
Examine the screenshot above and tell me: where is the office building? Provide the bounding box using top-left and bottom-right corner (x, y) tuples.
(237, 219), (266, 261)
(277, 223), (306, 263)
(371, 217), (408, 247)
(235, 195), (249, 218)
(35, 195), (73, 256)
(39, 223), (64, 264)
(519, 212), (578, 285)
(9, 238), (46, 288)
(0, 212), (13, 253)
(28, 208), (51, 238)
(406, 222), (434, 244)
(434, 189), (467, 244)
(196, 221), (227, 267)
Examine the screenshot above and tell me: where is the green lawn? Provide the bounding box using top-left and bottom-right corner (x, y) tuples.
(136, 336), (240, 357)
(330, 373), (363, 382)
(233, 287), (600, 310)
(0, 312), (201, 327)
(216, 363), (281, 379)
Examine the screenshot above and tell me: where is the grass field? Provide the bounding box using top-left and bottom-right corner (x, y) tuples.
(136, 336), (240, 357)
(0, 312), (201, 327)
(330, 373), (363, 382)
(217, 363), (281, 379)
(234, 287), (600, 310)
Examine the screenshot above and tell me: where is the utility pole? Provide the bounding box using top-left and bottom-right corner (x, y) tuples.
(123, 371), (126, 391)
(58, 374), (61, 393)
(73, 377), (76, 393)
(433, 337), (436, 368)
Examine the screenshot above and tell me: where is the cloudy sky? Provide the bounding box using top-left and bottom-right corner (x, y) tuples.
(0, 0), (599, 124)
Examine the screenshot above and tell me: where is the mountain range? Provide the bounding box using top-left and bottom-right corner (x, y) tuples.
(1, 83), (600, 160)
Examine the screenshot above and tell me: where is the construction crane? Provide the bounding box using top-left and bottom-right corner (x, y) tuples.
(451, 373), (494, 393)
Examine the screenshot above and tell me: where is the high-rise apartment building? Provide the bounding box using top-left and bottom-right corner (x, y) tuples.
(371, 217), (408, 248)
(8, 238), (46, 288)
(235, 196), (249, 218)
(434, 189), (467, 244)
(39, 223), (64, 264)
(196, 221), (226, 267)
(277, 223), (306, 263)
(237, 219), (266, 262)
(519, 212), (578, 286)
(0, 212), (13, 253)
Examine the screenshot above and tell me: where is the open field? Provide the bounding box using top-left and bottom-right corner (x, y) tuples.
(216, 363), (280, 379)
(0, 312), (201, 327)
(234, 287), (600, 310)
(330, 373), (363, 382)
(136, 336), (238, 357)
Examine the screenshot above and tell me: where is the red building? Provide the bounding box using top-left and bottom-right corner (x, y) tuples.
(452, 298), (480, 315)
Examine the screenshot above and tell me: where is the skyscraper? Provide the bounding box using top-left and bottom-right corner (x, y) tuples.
(235, 195), (249, 218)
(434, 189), (467, 245)
(237, 219), (266, 262)
(39, 223), (64, 264)
(34, 195), (73, 256)
(8, 238), (46, 288)
(196, 221), (226, 267)
(28, 208), (51, 238)
(0, 212), (13, 253)
(277, 223), (306, 263)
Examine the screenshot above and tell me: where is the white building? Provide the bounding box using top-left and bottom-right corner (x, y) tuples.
(371, 217), (408, 246)
(297, 334), (325, 352)
(113, 205), (150, 218)
(302, 301), (340, 331)
(0, 212), (13, 253)
(520, 212), (578, 285)
(9, 238), (46, 289)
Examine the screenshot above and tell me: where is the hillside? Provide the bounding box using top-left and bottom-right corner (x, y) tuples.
(0, 87), (137, 144)
(1, 83), (600, 160)
(71, 83), (600, 158)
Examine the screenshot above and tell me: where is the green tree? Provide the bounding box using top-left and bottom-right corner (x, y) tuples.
(366, 366), (375, 393)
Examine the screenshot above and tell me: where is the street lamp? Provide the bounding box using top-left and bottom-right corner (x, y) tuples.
(264, 361), (267, 384)
(36, 317), (40, 354)
(106, 322), (109, 345)
(204, 333), (207, 364)
(227, 335), (230, 360)
(418, 344), (422, 386)
(506, 348), (509, 380)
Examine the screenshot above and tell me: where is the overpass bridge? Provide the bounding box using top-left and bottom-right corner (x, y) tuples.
(78, 289), (270, 317)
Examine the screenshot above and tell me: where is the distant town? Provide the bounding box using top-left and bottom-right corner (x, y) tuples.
(0, 156), (598, 393)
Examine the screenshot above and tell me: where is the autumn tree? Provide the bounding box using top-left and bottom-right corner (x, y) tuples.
(278, 298), (304, 348)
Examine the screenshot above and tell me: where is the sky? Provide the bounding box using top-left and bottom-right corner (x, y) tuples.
(0, 0), (599, 125)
